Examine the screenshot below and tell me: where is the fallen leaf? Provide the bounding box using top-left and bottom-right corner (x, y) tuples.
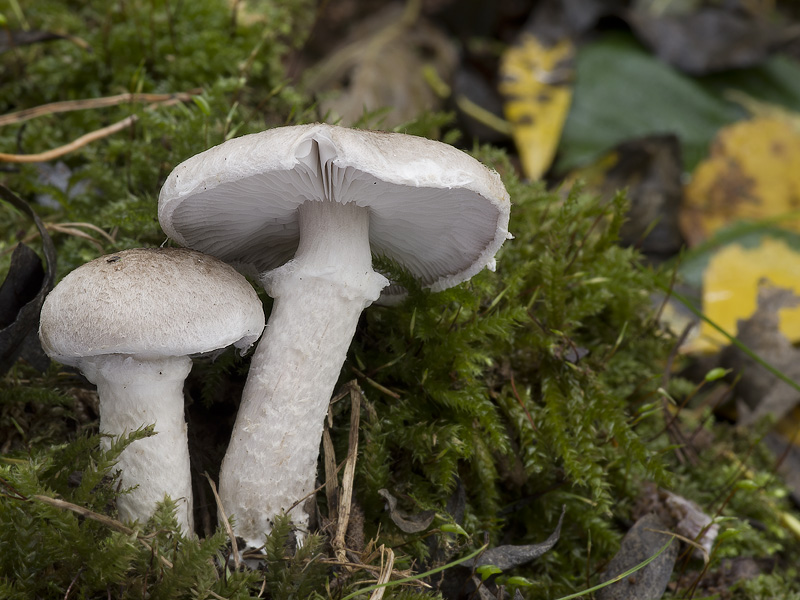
(498, 34), (574, 180)
(557, 33), (737, 174)
(635, 483), (718, 561)
(468, 505), (565, 570)
(626, 5), (794, 75)
(719, 281), (800, 426)
(303, 4), (457, 128)
(596, 513), (677, 600)
(681, 117), (800, 247)
(377, 489), (435, 534)
(529, 0), (618, 41)
(565, 134), (685, 260)
(689, 238), (800, 353)
(0, 185), (57, 374)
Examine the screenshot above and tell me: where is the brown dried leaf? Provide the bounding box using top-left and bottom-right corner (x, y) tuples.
(719, 281), (800, 426)
(626, 6), (795, 75)
(377, 489), (435, 534)
(596, 513), (678, 600)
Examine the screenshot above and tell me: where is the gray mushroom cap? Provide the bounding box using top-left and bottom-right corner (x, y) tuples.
(158, 123), (512, 296)
(39, 247), (265, 366)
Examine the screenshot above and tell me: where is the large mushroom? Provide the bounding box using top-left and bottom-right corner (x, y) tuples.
(38, 248), (265, 534)
(158, 123), (511, 547)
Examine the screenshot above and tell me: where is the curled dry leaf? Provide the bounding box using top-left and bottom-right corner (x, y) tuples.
(469, 505), (565, 571)
(0, 185), (57, 374)
(377, 489), (435, 534)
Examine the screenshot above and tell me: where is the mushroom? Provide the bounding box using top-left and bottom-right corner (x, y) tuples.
(38, 247), (265, 534)
(158, 123), (511, 547)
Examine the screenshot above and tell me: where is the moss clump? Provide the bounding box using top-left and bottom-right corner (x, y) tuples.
(350, 161), (676, 594)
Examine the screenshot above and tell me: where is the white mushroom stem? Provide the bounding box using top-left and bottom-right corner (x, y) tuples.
(219, 200), (388, 548)
(80, 354), (195, 535)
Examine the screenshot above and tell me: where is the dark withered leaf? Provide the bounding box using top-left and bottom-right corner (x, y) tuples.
(0, 185), (57, 374)
(626, 7), (794, 75)
(469, 505), (565, 570)
(720, 282), (800, 427)
(528, 0), (620, 43)
(596, 513), (677, 600)
(377, 488), (435, 533)
(605, 135), (685, 260)
(446, 476), (466, 525)
(0, 244), (43, 329)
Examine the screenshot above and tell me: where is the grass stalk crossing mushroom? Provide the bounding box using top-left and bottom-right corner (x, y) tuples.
(158, 123), (511, 548)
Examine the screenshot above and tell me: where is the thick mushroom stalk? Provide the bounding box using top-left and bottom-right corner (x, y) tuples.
(158, 123), (512, 548)
(219, 200), (388, 547)
(82, 355), (194, 533)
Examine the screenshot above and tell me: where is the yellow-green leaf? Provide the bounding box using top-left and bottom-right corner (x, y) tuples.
(688, 238), (800, 353)
(681, 116), (800, 246)
(499, 34), (574, 180)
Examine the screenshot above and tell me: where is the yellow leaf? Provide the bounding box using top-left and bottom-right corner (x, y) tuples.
(499, 35), (574, 180)
(688, 238), (800, 353)
(681, 117), (800, 246)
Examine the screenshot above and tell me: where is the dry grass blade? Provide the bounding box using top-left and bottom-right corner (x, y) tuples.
(57, 222), (117, 244)
(47, 225), (105, 252)
(0, 91), (201, 127)
(31, 495), (174, 568)
(3, 222), (117, 257)
(333, 382), (363, 563)
(368, 545), (395, 600)
(0, 115), (138, 163)
(323, 416), (340, 523)
(204, 472), (241, 570)
(351, 367), (401, 399)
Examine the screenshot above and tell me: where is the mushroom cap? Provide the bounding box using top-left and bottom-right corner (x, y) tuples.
(39, 248), (265, 366)
(158, 123), (511, 295)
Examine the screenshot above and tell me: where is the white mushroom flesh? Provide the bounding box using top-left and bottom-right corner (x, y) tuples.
(219, 199), (388, 547)
(82, 354), (195, 533)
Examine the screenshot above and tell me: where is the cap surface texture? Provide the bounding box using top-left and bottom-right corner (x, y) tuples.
(39, 247), (265, 365)
(158, 123), (511, 294)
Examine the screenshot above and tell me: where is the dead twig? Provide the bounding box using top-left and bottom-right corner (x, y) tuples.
(0, 89), (202, 163)
(0, 91), (202, 127)
(0, 116), (138, 163)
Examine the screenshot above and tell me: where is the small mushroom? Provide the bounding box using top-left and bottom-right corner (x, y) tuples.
(38, 248), (265, 534)
(158, 123), (511, 547)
